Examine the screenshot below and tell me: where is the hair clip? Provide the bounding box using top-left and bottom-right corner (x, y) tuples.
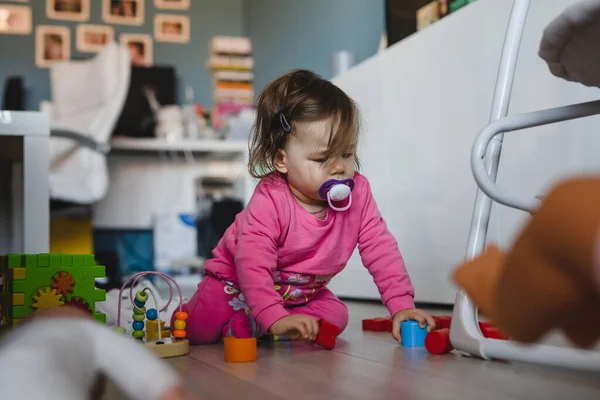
(279, 113), (291, 133)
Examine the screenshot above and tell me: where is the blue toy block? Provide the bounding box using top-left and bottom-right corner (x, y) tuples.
(401, 320), (428, 347)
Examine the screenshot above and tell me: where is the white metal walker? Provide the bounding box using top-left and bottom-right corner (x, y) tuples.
(451, 0), (600, 371)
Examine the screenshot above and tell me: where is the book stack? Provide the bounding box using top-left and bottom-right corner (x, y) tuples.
(416, 0), (478, 31)
(207, 36), (254, 130)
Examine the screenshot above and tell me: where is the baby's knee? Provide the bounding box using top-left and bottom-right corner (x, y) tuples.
(330, 300), (349, 332)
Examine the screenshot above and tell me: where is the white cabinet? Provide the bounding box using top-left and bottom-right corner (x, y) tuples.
(328, 0), (600, 304)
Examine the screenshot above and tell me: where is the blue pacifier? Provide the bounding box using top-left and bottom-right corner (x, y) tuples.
(318, 178), (355, 211)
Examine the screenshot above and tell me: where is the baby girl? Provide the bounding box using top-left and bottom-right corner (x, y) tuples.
(175, 69), (435, 344)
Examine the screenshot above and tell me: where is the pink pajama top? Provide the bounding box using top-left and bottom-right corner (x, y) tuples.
(203, 172), (415, 332)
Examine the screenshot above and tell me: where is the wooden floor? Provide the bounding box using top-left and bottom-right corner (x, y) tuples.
(103, 302), (600, 400)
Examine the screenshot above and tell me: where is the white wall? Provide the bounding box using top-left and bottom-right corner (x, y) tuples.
(328, 0), (600, 304)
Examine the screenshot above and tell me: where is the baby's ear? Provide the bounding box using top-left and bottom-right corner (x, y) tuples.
(274, 149), (289, 174)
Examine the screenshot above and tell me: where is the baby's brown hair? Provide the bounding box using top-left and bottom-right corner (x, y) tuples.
(248, 69), (360, 179)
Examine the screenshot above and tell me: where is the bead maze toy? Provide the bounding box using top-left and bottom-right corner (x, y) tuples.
(0, 253), (106, 329)
(115, 272), (189, 359)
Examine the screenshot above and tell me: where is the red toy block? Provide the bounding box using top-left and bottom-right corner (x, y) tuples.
(425, 328), (454, 355)
(478, 322), (508, 340)
(314, 319), (341, 350)
(362, 317), (393, 332)
(379, 317), (393, 332)
(362, 319), (380, 331)
(433, 316), (452, 330)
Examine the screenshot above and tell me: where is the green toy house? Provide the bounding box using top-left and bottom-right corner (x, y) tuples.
(0, 253), (106, 329)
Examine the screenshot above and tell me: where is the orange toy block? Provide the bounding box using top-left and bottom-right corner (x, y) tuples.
(224, 337), (257, 362)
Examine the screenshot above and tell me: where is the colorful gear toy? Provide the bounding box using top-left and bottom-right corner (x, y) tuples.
(51, 271), (75, 296)
(32, 287), (64, 312)
(64, 297), (91, 314)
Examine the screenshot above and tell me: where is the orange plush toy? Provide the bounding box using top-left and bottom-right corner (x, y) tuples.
(453, 177), (600, 348)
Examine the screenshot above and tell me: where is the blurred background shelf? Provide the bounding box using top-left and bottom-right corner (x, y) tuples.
(109, 137), (248, 154)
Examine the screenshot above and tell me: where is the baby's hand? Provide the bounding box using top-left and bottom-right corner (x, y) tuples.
(269, 314), (320, 341)
(392, 308), (436, 344)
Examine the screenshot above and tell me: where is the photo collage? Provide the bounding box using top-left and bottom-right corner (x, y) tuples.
(0, 0), (191, 68)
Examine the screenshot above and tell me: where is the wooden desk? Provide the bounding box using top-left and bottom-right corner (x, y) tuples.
(0, 111), (50, 254)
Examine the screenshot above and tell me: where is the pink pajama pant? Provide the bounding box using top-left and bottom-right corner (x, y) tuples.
(174, 275), (349, 345)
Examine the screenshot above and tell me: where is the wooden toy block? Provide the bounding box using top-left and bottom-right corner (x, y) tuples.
(314, 319), (341, 350)
(401, 320), (428, 346)
(479, 321), (508, 340)
(422, 318), (507, 355)
(433, 315), (452, 330)
(362, 318), (380, 331)
(362, 317), (393, 332)
(378, 317), (393, 332)
(425, 328), (453, 355)
(224, 337), (257, 362)
(0, 253), (106, 330)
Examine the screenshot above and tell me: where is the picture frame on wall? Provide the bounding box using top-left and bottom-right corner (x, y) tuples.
(76, 24), (114, 52)
(0, 4), (32, 35)
(36, 25), (70, 68)
(416, 1), (440, 31)
(154, 14), (190, 43)
(47, 0), (90, 21)
(120, 33), (153, 67)
(103, 0), (144, 26)
(154, 0), (190, 11)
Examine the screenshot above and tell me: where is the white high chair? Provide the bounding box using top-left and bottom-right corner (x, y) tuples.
(48, 42), (130, 206)
(451, 0), (600, 372)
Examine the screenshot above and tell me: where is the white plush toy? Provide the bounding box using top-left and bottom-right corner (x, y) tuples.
(0, 307), (195, 400)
